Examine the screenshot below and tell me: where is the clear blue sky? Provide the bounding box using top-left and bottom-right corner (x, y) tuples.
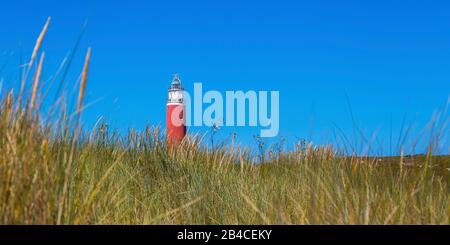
(0, 0), (449, 155)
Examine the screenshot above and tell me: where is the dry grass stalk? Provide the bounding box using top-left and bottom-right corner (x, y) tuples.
(56, 48), (91, 225)
(18, 17), (51, 106)
(29, 52), (45, 116)
(77, 48), (91, 114)
(30, 17), (51, 67)
(4, 89), (14, 120)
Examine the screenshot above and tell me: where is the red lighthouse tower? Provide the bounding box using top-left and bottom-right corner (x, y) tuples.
(166, 74), (186, 144)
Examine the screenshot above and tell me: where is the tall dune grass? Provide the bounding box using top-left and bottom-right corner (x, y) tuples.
(0, 19), (448, 224)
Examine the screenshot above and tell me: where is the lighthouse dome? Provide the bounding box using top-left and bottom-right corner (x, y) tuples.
(169, 74), (183, 91)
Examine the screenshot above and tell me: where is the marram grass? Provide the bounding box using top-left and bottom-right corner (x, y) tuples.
(0, 18), (448, 225)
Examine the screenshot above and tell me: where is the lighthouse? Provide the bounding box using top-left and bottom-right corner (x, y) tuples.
(166, 74), (186, 144)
